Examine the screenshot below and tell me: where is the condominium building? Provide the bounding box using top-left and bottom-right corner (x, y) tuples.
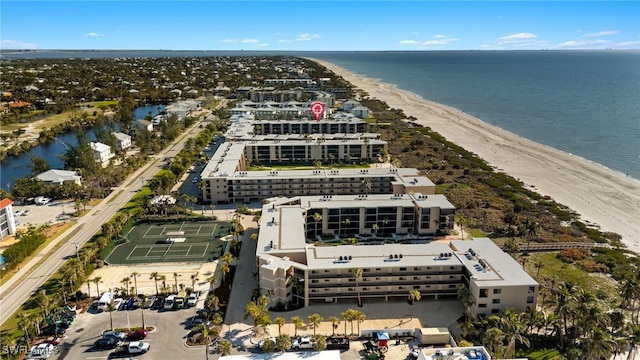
(256, 197), (537, 317)
(200, 142), (434, 204)
(0, 198), (17, 239)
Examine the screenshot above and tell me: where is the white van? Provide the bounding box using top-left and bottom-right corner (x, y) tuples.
(97, 292), (115, 311)
(164, 294), (177, 310)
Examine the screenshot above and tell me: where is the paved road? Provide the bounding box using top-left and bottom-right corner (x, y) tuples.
(0, 114), (213, 326)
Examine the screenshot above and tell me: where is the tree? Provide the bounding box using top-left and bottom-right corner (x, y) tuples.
(352, 268), (363, 307)
(308, 313), (323, 336)
(217, 339), (232, 356)
(131, 272), (139, 296)
(276, 333), (292, 353)
(455, 212), (467, 240)
(17, 312), (31, 345)
(329, 316), (340, 336)
(139, 295), (146, 330)
(457, 285), (474, 320)
(496, 308), (530, 358)
(274, 317), (285, 336)
(362, 178), (372, 195)
(108, 300), (115, 331)
(312, 334), (327, 351)
(313, 212), (322, 239)
(291, 316), (304, 337)
(173, 272), (181, 292)
(409, 290), (421, 319)
(200, 325), (212, 360)
(582, 327), (616, 360)
(121, 276), (131, 296)
(190, 273), (199, 290)
(253, 214), (261, 227)
(261, 338), (276, 353)
(150, 272), (160, 295)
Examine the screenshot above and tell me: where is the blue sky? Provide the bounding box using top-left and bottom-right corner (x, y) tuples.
(2, 1), (639, 50)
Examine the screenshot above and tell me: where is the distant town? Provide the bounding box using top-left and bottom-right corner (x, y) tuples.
(0, 56), (637, 360)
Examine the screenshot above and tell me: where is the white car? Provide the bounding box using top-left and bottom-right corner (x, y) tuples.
(127, 341), (150, 354)
(187, 292), (198, 307)
(28, 343), (56, 358)
(292, 336), (315, 350)
(23, 209), (32, 216)
(258, 337), (276, 351)
(14, 210), (24, 216)
(112, 298), (124, 311)
(102, 330), (127, 341)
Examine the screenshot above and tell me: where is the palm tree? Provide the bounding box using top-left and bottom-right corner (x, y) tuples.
(312, 334), (327, 351)
(329, 316), (340, 336)
(274, 317), (285, 335)
(362, 179), (372, 195)
(150, 272), (160, 295)
(253, 214), (261, 227)
(276, 333), (292, 353)
(352, 268), (363, 307)
(220, 262), (230, 285)
(17, 312), (31, 344)
(200, 325), (212, 360)
(108, 300), (115, 331)
(342, 218), (351, 237)
(308, 313), (323, 336)
(313, 212), (322, 239)
(131, 272), (139, 296)
(173, 272), (181, 292)
(409, 290), (421, 319)
(190, 273), (199, 290)
(217, 339), (232, 356)
(207, 275), (217, 291)
(455, 212), (467, 240)
(522, 218), (540, 252)
(371, 223), (379, 236)
(291, 316), (303, 337)
(457, 285), (474, 320)
(497, 308), (530, 358)
(583, 327), (616, 360)
(483, 327), (505, 355)
(121, 277), (131, 296)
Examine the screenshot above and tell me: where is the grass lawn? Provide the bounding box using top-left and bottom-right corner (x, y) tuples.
(517, 347), (562, 360)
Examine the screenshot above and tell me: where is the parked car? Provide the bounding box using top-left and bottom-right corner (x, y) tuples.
(27, 343), (56, 358)
(186, 316), (210, 329)
(126, 329), (148, 341)
(14, 210), (24, 216)
(291, 336), (315, 350)
(187, 292), (198, 307)
(151, 296), (165, 310)
(94, 337), (120, 350)
(113, 298), (124, 311)
(42, 326), (65, 336)
(102, 331), (127, 341)
(126, 341), (150, 354)
(23, 209), (32, 216)
(125, 297), (135, 310)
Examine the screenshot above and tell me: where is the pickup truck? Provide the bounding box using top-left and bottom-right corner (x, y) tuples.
(291, 336), (315, 350)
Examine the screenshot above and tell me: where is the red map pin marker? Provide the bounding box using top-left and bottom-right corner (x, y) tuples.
(310, 102), (325, 122)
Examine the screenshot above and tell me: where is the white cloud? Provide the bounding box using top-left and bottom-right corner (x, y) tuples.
(618, 40), (640, 47)
(296, 33), (321, 41)
(278, 39), (293, 44)
(256, 43), (268, 47)
(421, 36), (459, 46)
(241, 38), (259, 43)
(498, 32), (537, 44)
(84, 32), (103, 37)
(222, 39), (237, 43)
(584, 30), (619, 38)
(0, 39), (38, 49)
(399, 40), (419, 45)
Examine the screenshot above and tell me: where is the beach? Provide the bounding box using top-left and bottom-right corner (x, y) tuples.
(312, 59), (640, 255)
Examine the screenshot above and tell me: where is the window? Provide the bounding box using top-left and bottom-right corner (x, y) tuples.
(493, 288), (502, 294)
(413, 267), (421, 271)
(479, 289), (488, 298)
(413, 276), (420, 280)
(492, 299), (501, 304)
(413, 285), (420, 289)
(311, 280), (319, 284)
(449, 284), (457, 288)
(478, 304), (487, 308)
(527, 296), (534, 304)
(399, 268), (407, 271)
(491, 309), (500, 314)
(529, 286), (536, 293)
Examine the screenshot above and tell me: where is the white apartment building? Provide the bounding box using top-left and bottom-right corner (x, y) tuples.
(256, 197), (538, 317)
(0, 198), (17, 239)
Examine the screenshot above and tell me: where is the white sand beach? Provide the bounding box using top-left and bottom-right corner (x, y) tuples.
(313, 59), (640, 254)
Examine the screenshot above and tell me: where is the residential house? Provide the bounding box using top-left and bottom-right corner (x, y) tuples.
(112, 132), (132, 151)
(36, 169), (82, 185)
(350, 105), (370, 119)
(89, 142), (115, 166)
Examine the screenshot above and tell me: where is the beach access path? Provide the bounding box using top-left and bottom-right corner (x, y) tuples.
(312, 59), (640, 255)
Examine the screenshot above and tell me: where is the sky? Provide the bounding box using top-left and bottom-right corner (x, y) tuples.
(1, 1), (639, 51)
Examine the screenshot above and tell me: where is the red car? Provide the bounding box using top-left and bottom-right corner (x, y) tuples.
(126, 329), (148, 341)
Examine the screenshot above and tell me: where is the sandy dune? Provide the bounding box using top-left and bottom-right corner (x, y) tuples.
(313, 59), (640, 255)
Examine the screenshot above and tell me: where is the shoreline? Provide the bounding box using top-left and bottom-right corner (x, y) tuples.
(311, 58), (640, 255)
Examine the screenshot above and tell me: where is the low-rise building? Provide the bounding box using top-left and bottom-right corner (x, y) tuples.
(89, 142), (115, 167)
(0, 198), (17, 239)
(35, 169), (82, 185)
(256, 197), (537, 317)
(112, 132), (132, 151)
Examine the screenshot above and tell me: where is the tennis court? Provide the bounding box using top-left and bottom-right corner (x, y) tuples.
(105, 220), (233, 264)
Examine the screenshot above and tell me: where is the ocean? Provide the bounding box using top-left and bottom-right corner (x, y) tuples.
(3, 50), (639, 179)
(308, 51), (640, 180)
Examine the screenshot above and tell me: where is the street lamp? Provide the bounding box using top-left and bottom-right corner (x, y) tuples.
(73, 241), (79, 260)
